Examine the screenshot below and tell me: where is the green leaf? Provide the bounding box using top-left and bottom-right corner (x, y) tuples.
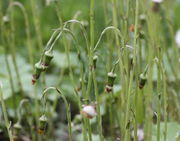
(152, 122), (180, 141)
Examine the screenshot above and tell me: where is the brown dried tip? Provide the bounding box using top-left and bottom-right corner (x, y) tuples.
(105, 85), (113, 93)
(138, 84), (144, 89)
(80, 111), (94, 119)
(13, 136), (18, 141)
(75, 87), (81, 92)
(38, 129), (45, 135)
(32, 75), (36, 85)
(129, 24), (135, 32)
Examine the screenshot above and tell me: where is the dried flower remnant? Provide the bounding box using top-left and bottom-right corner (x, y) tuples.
(81, 104), (97, 119)
(129, 24), (135, 32)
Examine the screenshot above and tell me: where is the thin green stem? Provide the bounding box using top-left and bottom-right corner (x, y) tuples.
(0, 83), (13, 141)
(92, 69), (104, 141)
(42, 87), (72, 141)
(8, 1), (34, 67)
(132, 0), (139, 141)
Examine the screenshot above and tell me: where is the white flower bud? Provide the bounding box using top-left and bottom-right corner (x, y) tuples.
(81, 105), (97, 119)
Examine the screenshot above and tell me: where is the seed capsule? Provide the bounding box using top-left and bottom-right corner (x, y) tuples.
(139, 31), (145, 39)
(13, 122), (22, 141)
(2, 15), (10, 25)
(107, 72), (117, 87)
(139, 14), (146, 26)
(32, 62), (44, 85)
(105, 72), (117, 93)
(38, 115), (48, 134)
(139, 73), (147, 89)
(81, 105), (97, 119)
(152, 0), (163, 12)
(43, 50), (54, 68)
(93, 55), (98, 69)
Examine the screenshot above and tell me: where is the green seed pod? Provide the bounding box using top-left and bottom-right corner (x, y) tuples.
(139, 73), (147, 89)
(32, 62), (44, 84)
(139, 31), (145, 39)
(107, 72), (117, 87)
(38, 115), (48, 134)
(152, 2), (161, 13)
(43, 50), (54, 68)
(139, 14), (146, 26)
(93, 55), (98, 69)
(13, 122), (22, 136)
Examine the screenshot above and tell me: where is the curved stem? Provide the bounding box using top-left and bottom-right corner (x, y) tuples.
(64, 19), (90, 51)
(93, 26), (123, 52)
(30, 0), (43, 51)
(0, 83), (13, 141)
(8, 1), (34, 67)
(17, 99), (29, 122)
(42, 87), (72, 141)
(48, 28), (79, 52)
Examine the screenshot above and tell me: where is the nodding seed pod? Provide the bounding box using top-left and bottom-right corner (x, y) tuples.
(152, 0), (163, 13)
(93, 55), (98, 69)
(105, 72), (116, 93)
(139, 31), (145, 39)
(32, 62), (44, 85)
(139, 73), (147, 89)
(43, 50), (54, 68)
(81, 104), (97, 119)
(13, 122), (22, 141)
(38, 115), (48, 134)
(139, 14), (146, 26)
(2, 15), (10, 25)
(107, 72), (117, 87)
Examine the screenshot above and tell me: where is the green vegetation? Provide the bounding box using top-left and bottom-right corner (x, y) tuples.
(0, 0), (180, 141)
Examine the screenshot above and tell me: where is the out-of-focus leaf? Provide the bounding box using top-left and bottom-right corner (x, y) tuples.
(151, 122), (180, 141)
(76, 133), (100, 141)
(53, 51), (78, 68)
(0, 55), (32, 99)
